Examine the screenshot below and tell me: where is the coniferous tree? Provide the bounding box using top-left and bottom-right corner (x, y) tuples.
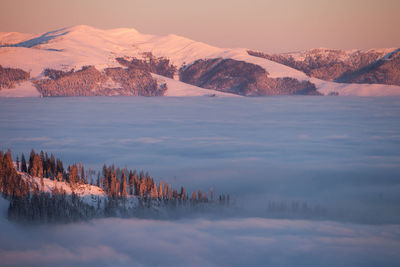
(40, 151), (45, 176)
(180, 186), (186, 200)
(96, 172), (100, 187)
(40, 176), (45, 191)
(150, 183), (158, 198)
(81, 165), (85, 184)
(116, 179), (120, 198)
(21, 153), (27, 173)
(44, 152), (49, 177)
(173, 189), (178, 199)
(164, 182), (168, 199)
(56, 158), (64, 176)
(49, 154), (56, 178)
(133, 171), (139, 196)
(30, 154), (41, 177)
(168, 185), (173, 199)
(121, 172), (127, 198)
(128, 170), (133, 195)
(68, 164), (79, 185)
(28, 149), (35, 174)
(57, 172), (63, 182)
(159, 181), (163, 199)
(139, 178), (146, 198)
(111, 170), (117, 198)
(16, 156), (19, 171)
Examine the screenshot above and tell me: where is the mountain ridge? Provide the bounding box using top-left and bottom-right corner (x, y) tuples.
(1, 25), (399, 97)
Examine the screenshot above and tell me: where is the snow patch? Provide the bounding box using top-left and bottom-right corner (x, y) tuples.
(152, 74), (239, 97)
(0, 81), (39, 98)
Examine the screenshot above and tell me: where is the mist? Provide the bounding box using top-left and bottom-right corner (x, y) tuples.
(1, 96), (399, 222)
(0, 96), (400, 265)
(0, 197), (399, 266)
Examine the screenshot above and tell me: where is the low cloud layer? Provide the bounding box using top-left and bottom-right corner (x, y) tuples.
(0, 97), (400, 265)
(0, 205), (399, 267)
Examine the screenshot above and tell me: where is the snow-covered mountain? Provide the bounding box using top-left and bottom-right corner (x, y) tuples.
(248, 48), (400, 95)
(0, 25), (399, 97)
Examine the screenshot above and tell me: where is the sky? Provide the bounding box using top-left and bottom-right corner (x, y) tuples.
(0, 0), (399, 52)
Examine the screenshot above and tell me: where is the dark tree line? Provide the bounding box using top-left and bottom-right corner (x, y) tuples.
(179, 58), (319, 96)
(35, 65), (166, 97)
(8, 192), (96, 223)
(247, 49), (395, 84)
(116, 52), (177, 78)
(97, 163), (222, 204)
(0, 65), (30, 89)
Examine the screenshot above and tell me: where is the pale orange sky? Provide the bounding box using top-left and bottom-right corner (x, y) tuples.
(0, 0), (399, 52)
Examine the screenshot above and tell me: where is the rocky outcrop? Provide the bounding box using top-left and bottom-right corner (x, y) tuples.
(179, 58), (318, 96)
(0, 65), (30, 89)
(34, 65), (165, 97)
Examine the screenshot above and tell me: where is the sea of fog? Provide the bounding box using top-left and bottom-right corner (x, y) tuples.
(0, 96), (400, 266)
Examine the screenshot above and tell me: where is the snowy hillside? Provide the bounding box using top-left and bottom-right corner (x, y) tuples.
(17, 170), (110, 208)
(248, 48), (400, 96)
(1, 25), (400, 96)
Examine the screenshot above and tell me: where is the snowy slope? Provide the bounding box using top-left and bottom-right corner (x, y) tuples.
(0, 81), (40, 97)
(1, 25), (399, 97)
(0, 31), (36, 45)
(313, 79), (400, 96)
(152, 74), (240, 97)
(18, 171), (108, 206)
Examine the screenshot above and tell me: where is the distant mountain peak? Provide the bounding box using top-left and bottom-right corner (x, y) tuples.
(1, 25), (400, 97)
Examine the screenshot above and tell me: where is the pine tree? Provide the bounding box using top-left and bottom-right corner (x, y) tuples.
(180, 186), (186, 200)
(57, 172), (63, 182)
(150, 183), (158, 198)
(49, 154), (56, 178)
(168, 185), (173, 199)
(16, 156), (20, 171)
(81, 165), (85, 184)
(173, 189), (178, 199)
(21, 153), (27, 173)
(128, 170), (134, 195)
(68, 164), (79, 185)
(40, 176), (44, 191)
(56, 158), (64, 176)
(96, 172), (100, 187)
(159, 181), (163, 199)
(121, 172), (127, 198)
(133, 171), (139, 196)
(139, 179), (146, 198)
(30, 154), (41, 177)
(164, 182), (169, 199)
(28, 149), (35, 174)
(111, 170), (117, 198)
(40, 151), (45, 176)
(44, 152), (49, 177)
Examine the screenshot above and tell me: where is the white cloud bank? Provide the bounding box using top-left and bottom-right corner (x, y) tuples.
(0, 211), (399, 267)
